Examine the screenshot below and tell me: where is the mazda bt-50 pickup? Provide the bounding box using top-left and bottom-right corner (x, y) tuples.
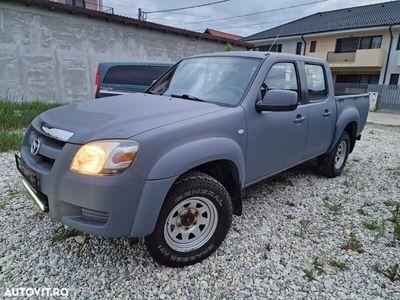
(16, 52), (369, 267)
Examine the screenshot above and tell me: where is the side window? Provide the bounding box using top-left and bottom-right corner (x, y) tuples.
(264, 63), (298, 93)
(310, 41), (317, 53)
(304, 64), (327, 102)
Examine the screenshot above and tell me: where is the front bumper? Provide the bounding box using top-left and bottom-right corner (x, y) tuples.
(19, 129), (177, 238)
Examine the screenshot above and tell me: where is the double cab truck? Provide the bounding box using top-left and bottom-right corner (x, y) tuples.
(16, 52), (369, 267)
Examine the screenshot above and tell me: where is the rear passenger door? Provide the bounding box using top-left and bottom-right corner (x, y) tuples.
(301, 63), (336, 158)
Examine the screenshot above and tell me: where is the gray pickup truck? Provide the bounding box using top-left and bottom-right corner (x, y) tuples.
(16, 52), (369, 267)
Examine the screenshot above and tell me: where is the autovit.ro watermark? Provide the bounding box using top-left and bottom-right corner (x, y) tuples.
(3, 287), (69, 298)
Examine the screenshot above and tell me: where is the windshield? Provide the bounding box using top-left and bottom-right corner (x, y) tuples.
(148, 56), (261, 106)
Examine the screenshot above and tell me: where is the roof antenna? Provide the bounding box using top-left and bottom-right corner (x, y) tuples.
(268, 27), (284, 52)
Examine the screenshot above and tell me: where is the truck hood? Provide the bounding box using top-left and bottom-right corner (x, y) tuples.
(34, 93), (226, 144)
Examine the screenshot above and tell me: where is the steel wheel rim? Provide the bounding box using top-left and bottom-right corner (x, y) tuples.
(334, 140), (347, 169)
(164, 197), (218, 252)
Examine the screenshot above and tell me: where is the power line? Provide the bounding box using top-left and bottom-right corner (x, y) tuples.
(199, 18), (296, 30)
(145, 0), (230, 14)
(150, 11), (209, 20)
(179, 0), (328, 25)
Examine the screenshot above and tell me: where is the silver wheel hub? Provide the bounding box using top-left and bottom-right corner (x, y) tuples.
(334, 140), (347, 169)
(164, 197), (218, 252)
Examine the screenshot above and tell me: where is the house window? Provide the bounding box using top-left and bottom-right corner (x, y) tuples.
(65, 0), (86, 8)
(257, 44), (282, 52)
(359, 36), (382, 49)
(397, 34), (400, 50)
(296, 42), (302, 55)
(310, 41), (317, 53)
(389, 74), (399, 85)
(335, 37), (359, 53)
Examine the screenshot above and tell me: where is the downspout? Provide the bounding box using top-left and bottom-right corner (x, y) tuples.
(382, 25), (394, 84)
(301, 34), (307, 56)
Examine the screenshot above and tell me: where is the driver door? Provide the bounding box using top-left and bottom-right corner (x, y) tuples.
(245, 61), (309, 184)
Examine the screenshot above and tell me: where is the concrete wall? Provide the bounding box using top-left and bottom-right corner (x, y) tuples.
(0, 1), (244, 102)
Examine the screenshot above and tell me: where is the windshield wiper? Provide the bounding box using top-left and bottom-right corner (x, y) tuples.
(170, 94), (205, 102)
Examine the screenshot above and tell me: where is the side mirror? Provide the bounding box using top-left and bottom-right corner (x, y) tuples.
(256, 89), (298, 112)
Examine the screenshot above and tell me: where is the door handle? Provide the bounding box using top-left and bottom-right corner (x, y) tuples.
(293, 114), (305, 124)
(323, 110), (332, 117)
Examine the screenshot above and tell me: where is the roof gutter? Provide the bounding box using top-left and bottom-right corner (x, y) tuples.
(301, 34), (307, 56)
(382, 25), (394, 84)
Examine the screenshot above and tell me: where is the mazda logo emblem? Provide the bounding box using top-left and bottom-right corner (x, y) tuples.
(31, 140), (41, 156)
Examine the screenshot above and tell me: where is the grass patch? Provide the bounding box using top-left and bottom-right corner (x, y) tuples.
(383, 200), (399, 207)
(324, 201), (342, 215)
(373, 264), (400, 282)
(0, 131), (24, 152)
(0, 100), (62, 152)
(0, 100), (61, 130)
(0, 201), (6, 209)
(362, 220), (381, 231)
(303, 269), (315, 281)
(51, 228), (81, 244)
(341, 232), (364, 253)
(357, 208), (369, 216)
(390, 203), (400, 224)
(394, 223), (400, 241)
(313, 257), (325, 275)
(329, 259), (349, 271)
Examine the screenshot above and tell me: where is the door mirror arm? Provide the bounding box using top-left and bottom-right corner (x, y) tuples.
(256, 90), (298, 112)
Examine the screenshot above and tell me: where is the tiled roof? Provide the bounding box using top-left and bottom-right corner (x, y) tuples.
(244, 0), (400, 41)
(204, 28), (242, 40)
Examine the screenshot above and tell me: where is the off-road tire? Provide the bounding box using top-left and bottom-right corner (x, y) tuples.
(145, 171), (232, 267)
(317, 131), (350, 178)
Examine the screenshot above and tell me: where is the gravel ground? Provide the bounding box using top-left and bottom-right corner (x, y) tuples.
(0, 124), (399, 299)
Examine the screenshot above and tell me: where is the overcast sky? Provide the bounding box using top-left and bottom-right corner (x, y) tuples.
(100, 0), (392, 37)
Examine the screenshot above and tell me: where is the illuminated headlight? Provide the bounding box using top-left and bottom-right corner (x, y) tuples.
(70, 140), (139, 175)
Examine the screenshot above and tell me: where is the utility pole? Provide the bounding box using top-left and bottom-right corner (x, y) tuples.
(138, 8), (147, 21)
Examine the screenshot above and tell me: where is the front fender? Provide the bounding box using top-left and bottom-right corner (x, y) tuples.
(328, 107), (359, 152)
(147, 137), (245, 185)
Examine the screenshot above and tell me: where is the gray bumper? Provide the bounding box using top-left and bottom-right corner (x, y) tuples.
(21, 132), (177, 238)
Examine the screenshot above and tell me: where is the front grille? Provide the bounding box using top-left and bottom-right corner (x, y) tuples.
(81, 208), (109, 224)
(26, 127), (66, 170)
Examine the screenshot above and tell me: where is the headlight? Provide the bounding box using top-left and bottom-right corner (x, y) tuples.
(70, 140), (139, 175)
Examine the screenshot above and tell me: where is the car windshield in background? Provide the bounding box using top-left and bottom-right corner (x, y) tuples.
(149, 56), (261, 106)
(104, 65), (171, 86)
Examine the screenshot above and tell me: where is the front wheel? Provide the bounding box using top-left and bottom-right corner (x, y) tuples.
(317, 131), (350, 178)
(145, 171), (232, 267)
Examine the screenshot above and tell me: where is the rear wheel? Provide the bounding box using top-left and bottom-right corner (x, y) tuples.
(145, 171), (232, 267)
(317, 131), (350, 178)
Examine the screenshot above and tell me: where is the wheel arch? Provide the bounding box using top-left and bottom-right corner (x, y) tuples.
(328, 108), (359, 153)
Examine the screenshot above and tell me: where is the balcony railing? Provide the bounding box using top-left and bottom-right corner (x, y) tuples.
(327, 52), (356, 63)
(327, 49), (385, 67)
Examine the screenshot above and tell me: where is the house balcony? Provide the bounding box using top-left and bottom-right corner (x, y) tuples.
(327, 49), (386, 68)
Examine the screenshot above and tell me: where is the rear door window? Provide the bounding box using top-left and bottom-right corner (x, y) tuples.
(103, 65), (171, 86)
